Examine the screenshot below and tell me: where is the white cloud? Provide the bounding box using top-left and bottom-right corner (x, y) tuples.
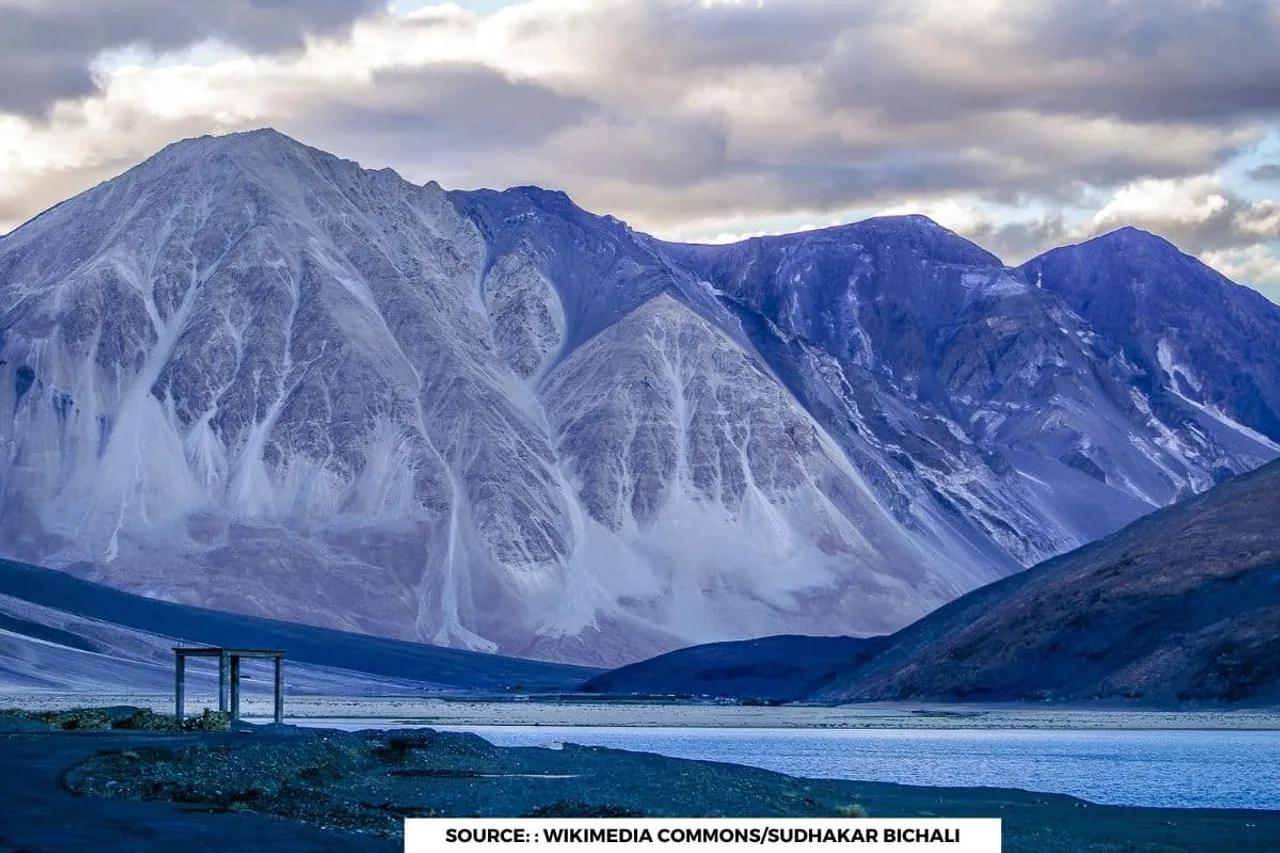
(0, 0), (384, 115)
(875, 198), (991, 236)
(1201, 244), (1280, 303)
(1, 0), (1279, 307)
(1093, 176), (1230, 228)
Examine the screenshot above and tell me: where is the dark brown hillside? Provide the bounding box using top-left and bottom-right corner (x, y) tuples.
(809, 458), (1280, 704)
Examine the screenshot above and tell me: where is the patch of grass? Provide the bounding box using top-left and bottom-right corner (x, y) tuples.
(2, 705), (230, 732)
(181, 709), (231, 731)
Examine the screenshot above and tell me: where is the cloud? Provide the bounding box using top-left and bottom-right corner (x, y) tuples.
(1202, 245), (1280, 302)
(0, 0), (383, 115)
(1249, 163), (1280, 182)
(291, 62), (599, 182)
(811, 0), (1280, 126)
(1, 0), (1279, 301)
(861, 179), (1280, 305)
(1093, 176), (1230, 226)
(948, 214), (1075, 267)
(442, 0), (1274, 224)
(864, 196), (1070, 265)
(1089, 175), (1280, 254)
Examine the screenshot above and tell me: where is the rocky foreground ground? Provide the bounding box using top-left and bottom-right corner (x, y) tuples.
(2, 707), (1278, 852)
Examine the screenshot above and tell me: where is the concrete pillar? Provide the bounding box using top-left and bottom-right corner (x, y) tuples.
(229, 655), (241, 723)
(218, 651), (230, 713)
(174, 653), (185, 721)
(273, 655), (284, 725)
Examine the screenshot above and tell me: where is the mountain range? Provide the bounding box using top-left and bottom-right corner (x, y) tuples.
(586, 456), (1280, 705)
(1, 129), (1277, 666)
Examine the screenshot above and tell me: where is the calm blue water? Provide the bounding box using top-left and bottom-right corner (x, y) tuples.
(296, 721), (1280, 811)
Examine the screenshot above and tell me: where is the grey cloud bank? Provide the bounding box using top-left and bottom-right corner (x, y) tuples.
(1, 0), (1279, 294)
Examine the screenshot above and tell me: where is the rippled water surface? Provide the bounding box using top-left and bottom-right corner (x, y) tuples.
(299, 721), (1280, 811)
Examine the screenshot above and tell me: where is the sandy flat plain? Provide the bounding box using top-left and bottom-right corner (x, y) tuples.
(5, 691), (1280, 729)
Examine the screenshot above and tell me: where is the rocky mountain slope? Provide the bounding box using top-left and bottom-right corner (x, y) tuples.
(811, 458), (1280, 704)
(578, 634), (882, 702)
(1, 129), (1276, 665)
(1021, 228), (1280, 450)
(589, 459), (1280, 704)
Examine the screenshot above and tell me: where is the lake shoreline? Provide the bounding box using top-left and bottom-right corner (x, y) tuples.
(3, 708), (1279, 853)
(7, 692), (1280, 730)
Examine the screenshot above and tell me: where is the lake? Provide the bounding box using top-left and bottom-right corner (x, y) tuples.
(293, 720), (1280, 811)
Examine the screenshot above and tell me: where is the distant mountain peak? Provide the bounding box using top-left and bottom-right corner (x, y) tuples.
(1020, 225), (1211, 283)
(862, 212), (948, 229)
(788, 213), (958, 240)
(712, 212), (996, 263)
(23, 127), (438, 242)
(147, 126), (309, 162)
(129, 127), (394, 194)
(1078, 225), (1183, 254)
(509, 185), (574, 203)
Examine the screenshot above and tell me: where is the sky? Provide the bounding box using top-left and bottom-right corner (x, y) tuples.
(1, 0), (1279, 302)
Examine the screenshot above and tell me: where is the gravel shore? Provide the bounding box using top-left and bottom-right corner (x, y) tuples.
(3, 705), (1280, 852)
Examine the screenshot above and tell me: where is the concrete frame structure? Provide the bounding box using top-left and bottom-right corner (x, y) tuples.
(173, 647), (285, 724)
